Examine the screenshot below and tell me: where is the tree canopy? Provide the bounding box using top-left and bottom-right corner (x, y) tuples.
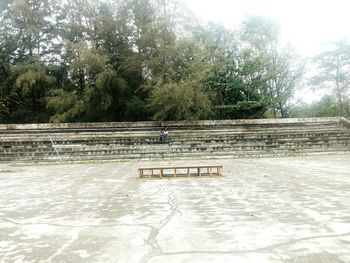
(0, 0), (348, 123)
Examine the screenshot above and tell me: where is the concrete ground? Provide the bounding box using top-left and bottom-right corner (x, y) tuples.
(0, 155), (350, 263)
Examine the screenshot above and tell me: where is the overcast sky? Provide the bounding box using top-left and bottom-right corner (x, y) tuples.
(183, 0), (350, 57)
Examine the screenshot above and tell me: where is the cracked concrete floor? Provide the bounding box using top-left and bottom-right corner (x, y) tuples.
(1, 154), (350, 263)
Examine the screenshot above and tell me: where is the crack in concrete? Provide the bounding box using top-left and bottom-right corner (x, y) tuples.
(142, 225), (163, 263)
(141, 180), (182, 263)
(46, 227), (80, 262)
(157, 185), (165, 194)
(140, 186), (167, 263)
(158, 231), (350, 257)
(1, 218), (152, 229)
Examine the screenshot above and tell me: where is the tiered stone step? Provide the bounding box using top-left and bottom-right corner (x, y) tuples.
(0, 117), (349, 163)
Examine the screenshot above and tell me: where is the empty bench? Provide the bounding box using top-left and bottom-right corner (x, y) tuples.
(138, 165), (223, 179)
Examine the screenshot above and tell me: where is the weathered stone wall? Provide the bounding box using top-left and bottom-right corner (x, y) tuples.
(0, 117), (343, 130)
(1, 117), (349, 163)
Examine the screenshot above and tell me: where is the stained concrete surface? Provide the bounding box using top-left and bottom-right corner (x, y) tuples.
(0, 154), (350, 263)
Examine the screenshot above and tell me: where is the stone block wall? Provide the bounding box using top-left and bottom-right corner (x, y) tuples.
(0, 117), (349, 163)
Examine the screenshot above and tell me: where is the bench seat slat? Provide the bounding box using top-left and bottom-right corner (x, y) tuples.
(138, 165), (223, 179)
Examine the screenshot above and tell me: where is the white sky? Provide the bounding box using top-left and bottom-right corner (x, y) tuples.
(183, 0), (350, 57)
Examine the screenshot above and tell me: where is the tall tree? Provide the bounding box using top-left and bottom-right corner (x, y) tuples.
(192, 22), (237, 74)
(0, 0), (315, 123)
(146, 39), (212, 120)
(0, 0), (59, 122)
(290, 95), (343, 118)
(0, 0), (13, 121)
(9, 0), (57, 60)
(311, 40), (350, 116)
(240, 16), (303, 117)
(204, 47), (269, 119)
(47, 0), (129, 122)
(142, 0), (211, 120)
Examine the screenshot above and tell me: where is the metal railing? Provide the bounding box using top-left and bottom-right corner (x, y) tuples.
(48, 135), (62, 162)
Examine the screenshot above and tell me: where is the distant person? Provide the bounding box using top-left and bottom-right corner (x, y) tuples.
(163, 127), (169, 141)
(159, 127), (169, 143)
(159, 128), (165, 143)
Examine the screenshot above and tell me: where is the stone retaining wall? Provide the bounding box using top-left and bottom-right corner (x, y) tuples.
(1, 117), (349, 163)
(0, 117), (343, 130)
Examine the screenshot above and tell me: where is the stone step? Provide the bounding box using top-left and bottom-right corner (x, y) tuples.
(1, 136), (349, 154)
(2, 146), (350, 163)
(1, 118), (349, 163)
(1, 129), (349, 145)
(1, 133), (349, 147)
(2, 141), (349, 158)
(0, 121), (344, 133)
(0, 119), (341, 133)
(0, 124), (345, 138)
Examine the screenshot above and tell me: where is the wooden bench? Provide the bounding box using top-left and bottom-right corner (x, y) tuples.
(138, 165), (223, 179)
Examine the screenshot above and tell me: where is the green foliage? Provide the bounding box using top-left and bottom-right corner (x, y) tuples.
(123, 97), (148, 121)
(240, 16), (279, 51)
(311, 40), (350, 116)
(145, 36), (212, 120)
(290, 95), (349, 118)
(147, 79), (211, 121)
(83, 68), (125, 121)
(3, 57), (55, 122)
(47, 89), (85, 123)
(15, 63), (54, 95)
(48, 65), (127, 122)
(239, 16), (304, 118)
(156, 84), (210, 121)
(0, 1), (343, 123)
(213, 101), (268, 119)
(203, 48), (270, 119)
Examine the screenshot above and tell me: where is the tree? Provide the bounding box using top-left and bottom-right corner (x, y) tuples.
(290, 95), (344, 118)
(147, 79), (211, 120)
(266, 46), (304, 118)
(142, 1), (212, 120)
(46, 0), (132, 122)
(311, 40), (350, 117)
(47, 46), (127, 122)
(0, 0), (315, 123)
(0, 0), (59, 122)
(192, 22), (236, 74)
(240, 16), (304, 118)
(0, 0), (13, 121)
(146, 39), (212, 120)
(204, 48), (269, 119)
(116, 0), (158, 119)
(9, 0), (58, 60)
